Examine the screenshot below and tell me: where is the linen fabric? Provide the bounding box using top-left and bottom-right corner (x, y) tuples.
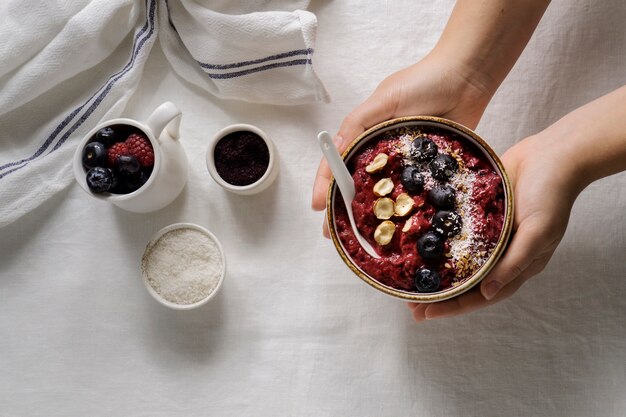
(0, 0), (327, 228)
(0, 0), (625, 416)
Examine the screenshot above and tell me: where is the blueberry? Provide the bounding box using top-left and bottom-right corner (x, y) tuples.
(85, 167), (114, 193)
(428, 185), (456, 209)
(95, 127), (119, 146)
(133, 170), (150, 191)
(116, 155), (140, 175)
(111, 170), (149, 194)
(110, 178), (132, 194)
(410, 136), (438, 162)
(82, 142), (107, 169)
(414, 267), (441, 293)
(432, 210), (463, 237)
(429, 154), (458, 181)
(110, 178), (132, 195)
(400, 166), (424, 194)
(417, 232), (444, 260)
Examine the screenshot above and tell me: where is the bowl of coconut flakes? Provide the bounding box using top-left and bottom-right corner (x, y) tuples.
(141, 223), (226, 309)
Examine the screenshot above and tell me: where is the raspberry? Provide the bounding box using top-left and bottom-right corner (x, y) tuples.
(107, 142), (130, 167)
(125, 133), (154, 167)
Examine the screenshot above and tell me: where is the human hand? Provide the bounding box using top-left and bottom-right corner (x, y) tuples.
(408, 132), (588, 322)
(311, 0), (553, 227)
(311, 54), (495, 235)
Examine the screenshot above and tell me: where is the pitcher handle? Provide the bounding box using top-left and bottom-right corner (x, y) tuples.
(145, 102), (181, 142)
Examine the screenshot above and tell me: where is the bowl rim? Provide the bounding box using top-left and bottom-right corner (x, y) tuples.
(141, 222), (226, 310)
(72, 118), (161, 201)
(205, 123), (278, 194)
(326, 116), (514, 303)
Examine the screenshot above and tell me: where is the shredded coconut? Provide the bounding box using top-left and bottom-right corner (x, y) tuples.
(142, 227), (223, 305)
(448, 171), (477, 261)
(397, 127), (493, 279)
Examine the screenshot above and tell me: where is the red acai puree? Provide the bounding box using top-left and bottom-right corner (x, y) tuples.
(333, 126), (505, 292)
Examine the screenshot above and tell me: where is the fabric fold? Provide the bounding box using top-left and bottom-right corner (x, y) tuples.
(0, 0), (328, 229)
(161, 0), (329, 104)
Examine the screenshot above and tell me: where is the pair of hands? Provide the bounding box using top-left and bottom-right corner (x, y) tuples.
(311, 56), (582, 322)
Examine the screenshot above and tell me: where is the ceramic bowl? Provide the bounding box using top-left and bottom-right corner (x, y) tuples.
(141, 223), (226, 310)
(206, 123), (279, 195)
(73, 102), (188, 213)
(326, 116), (514, 303)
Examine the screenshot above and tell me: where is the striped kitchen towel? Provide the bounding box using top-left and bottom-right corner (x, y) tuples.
(0, 0), (328, 228)
(161, 0), (329, 104)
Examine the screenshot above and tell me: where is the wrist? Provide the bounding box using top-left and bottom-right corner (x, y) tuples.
(533, 124), (596, 195)
(430, 0), (551, 105)
(419, 49), (495, 123)
(538, 86), (626, 189)
(425, 48), (498, 103)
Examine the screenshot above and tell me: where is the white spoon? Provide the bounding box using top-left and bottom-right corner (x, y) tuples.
(318, 131), (380, 259)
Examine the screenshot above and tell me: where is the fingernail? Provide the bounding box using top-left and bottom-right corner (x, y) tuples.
(484, 281), (502, 300)
(333, 135), (344, 147)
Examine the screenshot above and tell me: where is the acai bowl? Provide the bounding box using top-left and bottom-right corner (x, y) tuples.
(326, 117), (514, 303)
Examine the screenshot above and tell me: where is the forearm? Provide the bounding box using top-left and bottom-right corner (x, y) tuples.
(541, 85), (626, 188)
(431, 0), (551, 96)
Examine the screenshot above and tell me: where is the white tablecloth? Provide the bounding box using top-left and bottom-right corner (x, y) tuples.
(1, 0), (625, 416)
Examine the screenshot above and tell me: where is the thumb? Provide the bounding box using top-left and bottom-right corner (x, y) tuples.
(480, 220), (543, 300)
(336, 89), (399, 150)
(311, 89), (397, 211)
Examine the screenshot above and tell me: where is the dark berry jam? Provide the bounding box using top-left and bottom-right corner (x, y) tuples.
(214, 131), (270, 186)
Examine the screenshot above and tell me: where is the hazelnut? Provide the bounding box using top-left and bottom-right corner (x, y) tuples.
(402, 216), (413, 232)
(365, 153), (388, 173)
(373, 178), (394, 197)
(374, 220), (395, 245)
(394, 193), (414, 217)
(373, 197), (395, 219)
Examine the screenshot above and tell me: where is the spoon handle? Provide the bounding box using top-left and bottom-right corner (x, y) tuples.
(317, 132), (355, 201)
(318, 131), (380, 259)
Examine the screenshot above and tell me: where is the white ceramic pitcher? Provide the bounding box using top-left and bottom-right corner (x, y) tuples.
(73, 102), (188, 213)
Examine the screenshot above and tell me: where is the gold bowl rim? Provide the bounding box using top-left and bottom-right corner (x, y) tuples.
(325, 116), (514, 303)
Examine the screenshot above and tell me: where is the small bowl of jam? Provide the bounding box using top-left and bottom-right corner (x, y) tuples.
(206, 124), (279, 195)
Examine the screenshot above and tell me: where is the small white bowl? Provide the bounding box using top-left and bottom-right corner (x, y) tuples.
(141, 223), (226, 310)
(206, 123), (279, 195)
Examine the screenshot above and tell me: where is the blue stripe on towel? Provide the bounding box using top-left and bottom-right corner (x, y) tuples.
(162, 0), (314, 77)
(203, 58), (313, 79)
(198, 49), (313, 70)
(0, 0), (157, 179)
